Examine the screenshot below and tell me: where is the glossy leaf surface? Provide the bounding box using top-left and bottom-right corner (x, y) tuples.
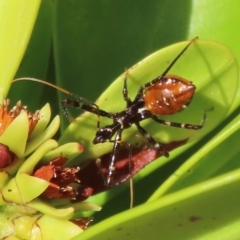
(0, 0), (41, 97)
(59, 40), (238, 161)
(77, 168), (240, 240)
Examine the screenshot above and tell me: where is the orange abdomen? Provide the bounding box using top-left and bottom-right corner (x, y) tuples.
(144, 74), (195, 115)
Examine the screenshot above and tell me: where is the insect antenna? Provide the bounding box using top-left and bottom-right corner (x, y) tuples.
(12, 77), (103, 125)
(160, 37), (198, 78)
(12, 77), (96, 106)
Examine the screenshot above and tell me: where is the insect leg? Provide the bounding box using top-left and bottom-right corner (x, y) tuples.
(150, 109), (210, 130)
(122, 70), (132, 107)
(107, 129), (123, 185)
(60, 94), (113, 126)
(135, 122), (169, 157)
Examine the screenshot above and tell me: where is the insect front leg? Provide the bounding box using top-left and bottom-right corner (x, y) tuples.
(106, 129), (123, 186)
(60, 93), (112, 130)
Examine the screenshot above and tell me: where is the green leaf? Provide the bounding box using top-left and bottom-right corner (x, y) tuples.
(76, 168), (240, 240)
(28, 199), (74, 220)
(149, 114), (240, 201)
(0, 0), (41, 97)
(0, 111), (29, 157)
(8, 0), (53, 110)
(16, 173), (49, 202)
(38, 215), (83, 240)
(18, 139), (58, 174)
(24, 115), (60, 156)
(60, 39), (238, 162)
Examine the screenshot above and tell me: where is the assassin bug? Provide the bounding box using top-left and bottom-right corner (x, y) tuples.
(13, 37), (208, 186)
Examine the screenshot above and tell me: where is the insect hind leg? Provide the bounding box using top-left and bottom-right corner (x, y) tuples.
(150, 107), (213, 130)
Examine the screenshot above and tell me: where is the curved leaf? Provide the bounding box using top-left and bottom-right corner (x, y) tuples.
(60, 40), (238, 161)
(76, 168), (240, 240)
(0, 0), (41, 97)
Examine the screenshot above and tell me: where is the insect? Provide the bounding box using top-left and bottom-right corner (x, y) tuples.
(13, 37), (208, 187)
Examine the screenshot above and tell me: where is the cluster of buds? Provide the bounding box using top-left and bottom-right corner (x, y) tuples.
(0, 99), (100, 239)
